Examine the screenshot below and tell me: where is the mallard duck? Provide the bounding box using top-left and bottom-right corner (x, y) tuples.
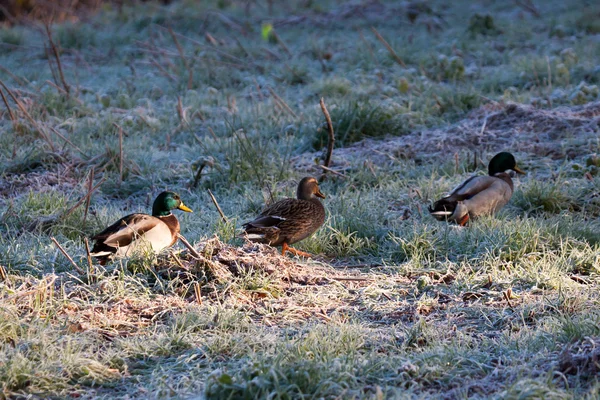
(241, 177), (326, 257)
(91, 191), (192, 264)
(429, 152), (525, 226)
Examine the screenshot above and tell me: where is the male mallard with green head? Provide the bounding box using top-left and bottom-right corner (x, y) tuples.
(242, 177), (326, 257)
(429, 152), (525, 226)
(91, 191), (193, 264)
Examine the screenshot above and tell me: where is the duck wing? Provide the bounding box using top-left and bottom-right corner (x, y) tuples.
(92, 214), (161, 250)
(430, 175), (512, 219)
(242, 198), (324, 246)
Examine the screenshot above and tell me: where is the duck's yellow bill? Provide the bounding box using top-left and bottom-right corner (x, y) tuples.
(315, 190), (326, 199)
(513, 165), (526, 175)
(178, 203), (193, 212)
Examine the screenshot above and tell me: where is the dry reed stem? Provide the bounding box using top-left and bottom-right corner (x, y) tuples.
(63, 177), (106, 219)
(162, 27), (246, 64)
(111, 123), (125, 183)
(50, 237), (84, 274)
(503, 290), (515, 309)
(0, 79), (56, 151)
(48, 126), (87, 156)
(267, 87), (297, 118)
(177, 234), (233, 283)
(319, 97), (335, 179)
(515, 0), (541, 18)
(371, 27), (406, 67)
(0, 64), (28, 86)
(454, 152), (459, 175)
(207, 189), (228, 223)
(318, 165), (346, 178)
(44, 23), (70, 97)
(271, 29), (292, 56)
(176, 233), (202, 259)
(149, 59), (178, 82)
(194, 282), (202, 305)
(167, 26), (193, 90)
(191, 158), (214, 189)
(83, 168), (94, 226)
(45, 45), (60, 90)
(83, 237), (94, 277)
(0, 87), (15, 124)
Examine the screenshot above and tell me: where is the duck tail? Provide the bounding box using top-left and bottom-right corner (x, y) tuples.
(237, 231), (266, 241)
(428, 198), (457, 221)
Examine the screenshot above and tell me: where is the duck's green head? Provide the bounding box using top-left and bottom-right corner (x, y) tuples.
(152, 191), (193, 217)
(488, 152), (526, 176)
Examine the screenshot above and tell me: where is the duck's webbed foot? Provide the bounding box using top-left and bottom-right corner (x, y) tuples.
(458, 214), (470, 226)
(282, 242), (313, 258)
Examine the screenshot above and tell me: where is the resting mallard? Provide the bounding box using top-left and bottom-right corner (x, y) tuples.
(241, 177), (326, 257)
(91, 191), (193, 264)
(429, 152), (525, 226)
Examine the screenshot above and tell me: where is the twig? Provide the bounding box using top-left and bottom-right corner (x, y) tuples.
(83, 168), (94, 227)
(167, 26), (193, 90)
(319, 98), (335, 180)
(357, 28), (376, 61)
(178, 235), (236, 286)
(270, 29), (292, 56)
(170, 251), (189, 271)
(205, 32), (219, 46)
(0, 264), (7, 282)
(194, 282), (203, 305)
(83, 237), (94, 277)
(191, 157), (214, 188)
(503, 290), (514, 310)
(210, 11), (247, 35)
(318, 165), (346, 178)
(328, 276), (372, 282)
(176, 233), (202, 259)
(148, 58), (178, 82)
(454, 152), (459, 175)
(45, 23), (70, 97)
(157, 26), (248, 65)
(514, 0), (540, 18)
(479, 116), (487, 136)
(371, 27), (406, 67)
(51, 237), (84, 274)
(48, 126), (87, 156)
(0, 64), (28, 86)
(0, 79), (55, 150)
(63, 177), (106, 219)
(267, 87), (297, 118)
(112, 123), (124, 183)
(45, 45), (60, 90)
(0, 87), (15, 123)
(335, 263), (382, 269)
(207, 189), (228, 223)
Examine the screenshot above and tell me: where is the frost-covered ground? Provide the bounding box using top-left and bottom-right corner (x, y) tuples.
(1, 0), (600, 398)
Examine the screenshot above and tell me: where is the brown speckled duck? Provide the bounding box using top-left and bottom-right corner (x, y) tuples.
(91, 191), (192, 264)
(242, 177), (326, 257)
(429, 152), (525, 226)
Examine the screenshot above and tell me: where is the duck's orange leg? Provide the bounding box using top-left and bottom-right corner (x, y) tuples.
(282, 242), (313, 258)
(458, 214), (470, 226)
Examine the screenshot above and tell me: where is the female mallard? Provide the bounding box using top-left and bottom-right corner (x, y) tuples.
(429, 152), (525, 226)
(242, 177), (326, 257)
(91, 191), (192, 264)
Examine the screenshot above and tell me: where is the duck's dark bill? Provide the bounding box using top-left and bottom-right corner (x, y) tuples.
(513, 166), (526, 174)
